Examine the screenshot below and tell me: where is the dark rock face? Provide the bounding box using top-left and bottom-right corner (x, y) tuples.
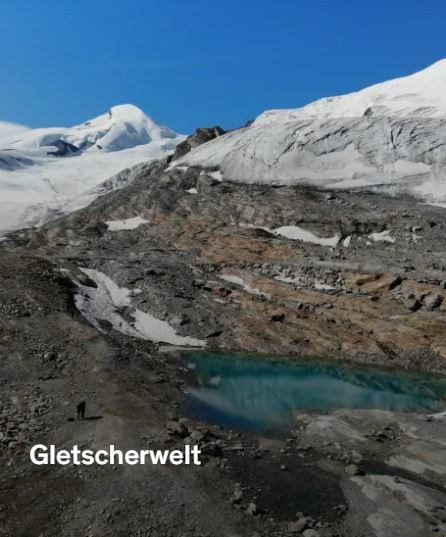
(172, 126), (226, 160)
(46, 139), (80, 157)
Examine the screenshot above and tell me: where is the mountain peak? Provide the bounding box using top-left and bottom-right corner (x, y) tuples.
(109, 103), (155, 121)
(70, 104), (179, 152)
(0, 104), (181, 153)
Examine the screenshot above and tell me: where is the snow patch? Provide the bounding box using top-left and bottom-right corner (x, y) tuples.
(369, 230), (396, 243)
(241, 223), (339, 247)
(106, 216), (149, 231)
(274, 226), (340, 246)
(207, 169), (223, 182)
(74, 268), (205, 347)
(220, 274), (270, 298)
(343, 236), (352, 248)
(166, 163), (189, 172)
(275, 275), (304, 287)
(186, 187), (198, 194)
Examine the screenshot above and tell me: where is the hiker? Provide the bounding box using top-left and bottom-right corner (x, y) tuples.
(76, 401), (86, 420)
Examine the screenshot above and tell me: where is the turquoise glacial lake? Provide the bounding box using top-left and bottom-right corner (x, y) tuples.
(183, 352), (446, 430)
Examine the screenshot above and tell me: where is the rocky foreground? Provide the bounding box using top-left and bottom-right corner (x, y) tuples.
(1, 133), (446, 536)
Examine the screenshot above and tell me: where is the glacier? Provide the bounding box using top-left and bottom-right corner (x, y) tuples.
(177, 59), (446, 203)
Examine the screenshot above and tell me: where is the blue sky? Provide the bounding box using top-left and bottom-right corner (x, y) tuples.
(1, 0), (445, 133)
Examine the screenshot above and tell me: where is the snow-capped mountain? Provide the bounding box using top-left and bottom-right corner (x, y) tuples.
(1, 104), (178, 153)
(178, 59), (446, 203)
(0, 105), (184, 234)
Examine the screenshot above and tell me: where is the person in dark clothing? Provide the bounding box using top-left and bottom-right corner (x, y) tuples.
(76, 401), (86, 420)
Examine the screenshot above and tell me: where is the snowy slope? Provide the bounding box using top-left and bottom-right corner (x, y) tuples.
(0, 105), (184, 234)
(0, 120), (29, 143)
(259, 58), (446, 122)
(178, 59), (446, 203)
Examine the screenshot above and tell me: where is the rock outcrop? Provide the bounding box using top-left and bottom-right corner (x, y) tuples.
(172, 126), (226, 160)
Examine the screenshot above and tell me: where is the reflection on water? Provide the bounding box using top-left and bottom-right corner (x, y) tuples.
(183, 353), (446, 430)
